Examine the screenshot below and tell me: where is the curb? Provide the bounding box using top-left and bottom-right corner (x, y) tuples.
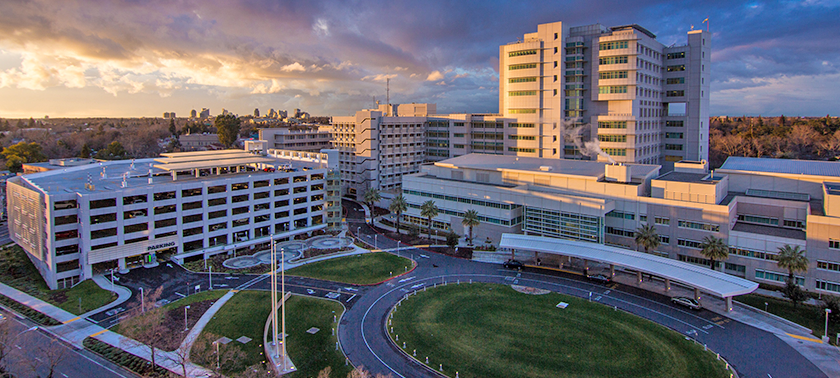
(733, 300), (815, 336)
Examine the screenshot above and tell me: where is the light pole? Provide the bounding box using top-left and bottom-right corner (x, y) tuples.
(140, 287), (145, 314)
(357, 226), (361, 237)
(214, 340), (220, 370)
(281, 246), (287, 371)
(764, 302), (768, 312)
(374, 234), (378, 249)
(826, 308), (832, 340)
(397, 240), (401, 253)
(209, 265), (213, 291)
(184, 305), (191, 331)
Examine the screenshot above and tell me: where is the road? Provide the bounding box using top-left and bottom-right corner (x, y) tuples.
(2, 311), (135, 378)
(339, 200), (826, 378)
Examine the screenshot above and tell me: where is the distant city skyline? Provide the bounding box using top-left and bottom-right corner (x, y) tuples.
(0, 0), (838, 118)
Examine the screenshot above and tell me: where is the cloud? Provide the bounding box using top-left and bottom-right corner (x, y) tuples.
(281, 62), (306, 72)
(426, 70), (444, 81)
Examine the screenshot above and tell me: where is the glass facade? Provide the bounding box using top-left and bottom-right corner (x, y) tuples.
(524, 206), (602, 243)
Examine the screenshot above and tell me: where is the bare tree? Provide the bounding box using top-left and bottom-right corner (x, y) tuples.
(120, 286), (167, 369)
(346, 366), (392, 378)
(25, 337), (69, 378)
(0, 319), (13, 374)
(238, 363), (277, 378)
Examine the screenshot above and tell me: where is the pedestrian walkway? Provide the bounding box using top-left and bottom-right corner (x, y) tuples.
(81, 274), (134, 319)
(0, 280), (213, 377)
(179, 290), (237, 359)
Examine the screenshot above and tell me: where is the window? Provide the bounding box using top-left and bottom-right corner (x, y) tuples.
(599, 41), (628, 50)
(509, 77), (537, 83)
(208, 198), (226, 207)
(209, 222), (227, 232)
(654, 217), (670, 226)
(233, 206), (249, 215)
(666, 121), (684, 127)
(817, 279), (840, 293)
(599, 71), (628, 79)
(783, 220), (806, 229)
(508, 109), (537, 114)
(737, 214), (779, 226)
(183, 227), (203, 237)
(275, 188), (289, 196)
(509, 91), (537, 96)
(232, 218), (250, 227)
(274, 178), (289, 185)
(208, 185), (226, 194)
(56, 244), (79, 256)
(508, 147), (536, 153)
(232, 182), (249, 191)
(232, 194), (249, 203)
(154, 204), (176, 215)
(90, 199), (116, 209)
(124, 223), (148, 234)
(254, 191), (270, 199)
(605, 210), (635, 220)
(182, 201), (202, 210)
(509, 49), (537, 57)
(91, 228), (117, 239)
(666, 77), (685, 85)
(666, 90), (685, 97)
(818, 260), (840, 272)
(599, 56), (628, 65)
(599, 86), (628, 94)
(597, 135), (626, 143)
(659, 236), (670, 244)
(665, 132), (684, 139)
(182, 188), (202, 197)
(603, 148), (626, 156)
(667, 65), (686, 72)
(209, 210), (227, 219)
(830, 239), (840, 249)
(731, 247), (778, 261)
(54, 215), (77, 226)
(509, 123), (535, 128)
(293, 186), (308, 194)
(55, 230), (79, 241)
(154, 191), (176, 201)
(57, 260), (79, 273)
(54, 200), (78, 210)
(598, 121), (627, 129)
(183, 214), (202, 224)
(122, 195), (146, 205)
(255, 203), (270, 211)
(605, 226), (634, 237)
(678, 220), (720, 232)
(509, 63), (537, 70)
(756, 269), (804, 285)
(665, 144), (684, 151)
(254, 180), (270, 188)
(156, 231), (177, 238)
(91, 242), (117, 251)
(666, 52), (685, 59)
(155, 218), (176, 228)
(677, 239), (702, 249)
(508, 135), (536, 141)
(184, 240), (203, 252)
(90, 213), (117, 224)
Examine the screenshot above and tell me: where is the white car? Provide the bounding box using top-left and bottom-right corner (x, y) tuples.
(671, 297), (702, 310)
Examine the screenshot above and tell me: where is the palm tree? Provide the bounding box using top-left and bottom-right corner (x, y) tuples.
(699, 235), (729, 270)
(634, 224), (660, 254)
(420, 200), (439, 239)
(389, 194), (408, 235)
(777, 245), (809, 283)
(363, 188), (381, 215)
(461, 209), (480, 245)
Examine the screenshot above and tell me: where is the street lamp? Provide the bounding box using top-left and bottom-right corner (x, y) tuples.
(826, 308), (832, 340)
(357, 226), (361, 238)
(374, 234), (378, 249)
(184, 305), (191, 331)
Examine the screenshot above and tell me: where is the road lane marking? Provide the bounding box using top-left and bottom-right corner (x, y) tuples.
(63, 316), (80, 324)
(89, 329), (108, 338)
(786, 333), (823, 343)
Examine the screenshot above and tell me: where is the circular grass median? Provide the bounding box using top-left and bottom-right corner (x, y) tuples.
(390, 283), (728, 378)
(286, 252), (413, 285)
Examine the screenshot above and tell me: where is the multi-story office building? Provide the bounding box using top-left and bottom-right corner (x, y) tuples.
(7, 148), (338, 290)
(499, 22), (710, 169)
(402, 155), (840, 293)
(259, 126), (332, 153)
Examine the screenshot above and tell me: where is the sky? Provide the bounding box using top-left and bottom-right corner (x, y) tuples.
(0, 0), (838, 118)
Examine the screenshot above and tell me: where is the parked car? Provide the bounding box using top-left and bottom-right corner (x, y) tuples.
(503, 260), (523, 270)
(671, 297), (702, 310)
(587, 274), (611, 284)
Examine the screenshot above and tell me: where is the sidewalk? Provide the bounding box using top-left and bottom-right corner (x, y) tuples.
(0, 280), (213, 377)
(606, 270), (840, 378)
(82, 274), (134, 318)
(179, 290), (237, 359)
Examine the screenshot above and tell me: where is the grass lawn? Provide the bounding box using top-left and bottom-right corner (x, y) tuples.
(391, 283), (729, 378)
(0, 244), (116, 315)
(737, 294), (838, 344)
(286, 252), (413, 285)
(161, 289), (227, 311)
(195, 291), (350, 377)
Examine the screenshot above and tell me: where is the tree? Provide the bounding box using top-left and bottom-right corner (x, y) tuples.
(25, 337), (68, 378)
(120, 286), (167, 369)
(634, 224), (660, 254)
(823, 295), (840, 323)
(215, 114), (241, 148)
(782, 280), (809, 308)
(699, 235), (728, 270)
(363, 188), (381, 214)
(446, 230), (459, 249)
(777, 245), (809, 283)
(1, 141), (48, 173)
(254, 108), (260, 118)
(95, 141), (128, 160)
(28, 117), (36, 129)
(0, 318), (12, 374)
(461, 209), (480, 245)
(388, 194), (407, 235)
(420, 200), (439, 239)
(169, 118), (177, 136)
(191, 332), (247, 374)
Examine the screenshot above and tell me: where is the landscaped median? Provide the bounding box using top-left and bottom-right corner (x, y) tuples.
(390, 283), (731, 378)
(737, 293), (840, 345)
(285, 252), (414, 285)
(0, 244), (117, 315)
(193, 290), (351, 377)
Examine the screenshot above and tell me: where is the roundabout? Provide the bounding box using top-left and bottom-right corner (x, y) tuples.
(388, 283), (728, 378)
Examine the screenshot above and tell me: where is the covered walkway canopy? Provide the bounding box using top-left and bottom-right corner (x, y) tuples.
(499, 234), (758, 300)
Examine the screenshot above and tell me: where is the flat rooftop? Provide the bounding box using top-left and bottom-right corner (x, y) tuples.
(435, 154), (660, 181)
(731, 222), (806, 240)
(22, 153), (324, 195)
(655, 171), (720, 184)
(719, 156), (840, 178)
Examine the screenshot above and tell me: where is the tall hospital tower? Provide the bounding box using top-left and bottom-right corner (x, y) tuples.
(499, 22), (710, 169)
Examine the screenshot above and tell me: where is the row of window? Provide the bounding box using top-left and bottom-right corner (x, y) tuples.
(599, 86), (628, 94)
(599, 71), (628, 79)
(666, 52), (685, 60)
(665, 132), (684, 139)
(737, 214), (779, 226)
(665, 144), (684, 151)
(509, 49), (537, 57)
(606, 210), (635, 220)
(509, 123), (535, 128)
(509, 77), (537, 83)
(509, 91), (537, 96)
(666, 120), (684, 127)
(603, 148), (627, 156)
(756, 269), (805, 285)
(677, 238), (702, 249)
(605, 226), (634, 237)
(508, 109), (537, 114)
(730, 247), (778, 261)
(508, 135), (536, 141)
(599, 56), (628, 65)
(406, 203), (515, 226)
(509, 63), (537, 70)
(598, 121), (627, 129)
(403, 189), (520, 210)
(666, 77), (685, 85)
(600, 41), (629, 50)
(677, 220), (720, 232)
(508, 147), (536, 153)
(597, 135), (626, 143)
(666, 90), (685, 97)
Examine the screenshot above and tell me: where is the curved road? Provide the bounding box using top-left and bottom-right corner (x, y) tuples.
(339, 202), (825, 378)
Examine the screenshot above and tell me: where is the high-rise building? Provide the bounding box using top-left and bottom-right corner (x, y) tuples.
(190, 109), (197, 118)
(199, 108), (210, 118)
(498, 22), (710, 169)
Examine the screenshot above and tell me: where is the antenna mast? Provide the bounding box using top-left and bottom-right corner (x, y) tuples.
(386, 78), (390, 105)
